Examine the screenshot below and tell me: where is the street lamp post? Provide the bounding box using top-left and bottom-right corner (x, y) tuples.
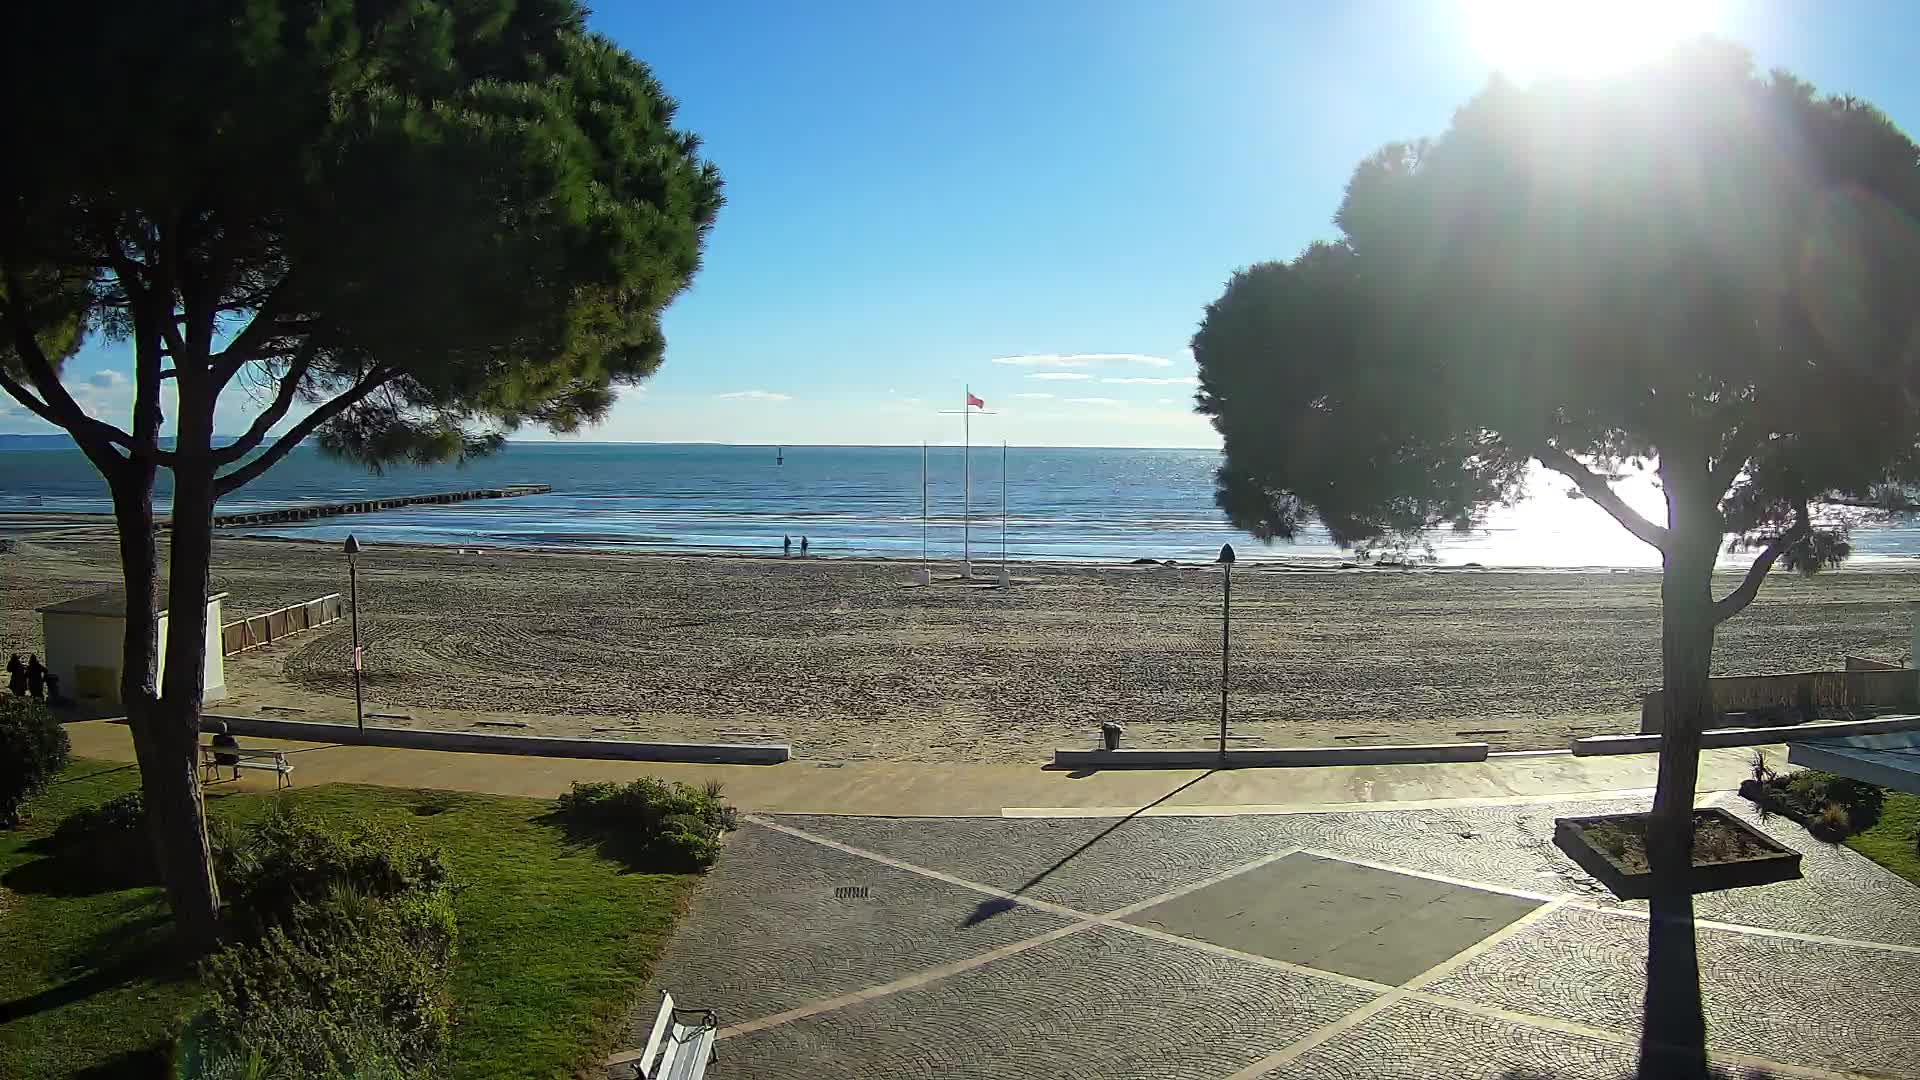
(1218, 543), (1235, 762)
(344, 534), (364, 733)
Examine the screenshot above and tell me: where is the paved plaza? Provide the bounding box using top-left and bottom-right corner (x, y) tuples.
(615, 793), (1920, 1080)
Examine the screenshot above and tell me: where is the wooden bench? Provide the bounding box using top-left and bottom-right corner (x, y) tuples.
(623, 992), (716, 1080)
(200, 744), (294, 790)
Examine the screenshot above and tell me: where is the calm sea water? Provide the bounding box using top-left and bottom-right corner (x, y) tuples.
(5, 441), (1920, 567)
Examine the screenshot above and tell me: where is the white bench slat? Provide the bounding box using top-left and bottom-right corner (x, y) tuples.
(640, 992), (675, 1073)
(662, 1024), (715, 1080)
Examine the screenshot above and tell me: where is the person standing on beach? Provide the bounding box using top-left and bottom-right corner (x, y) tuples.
(800, 536), (809, 555)
(26, 654), (46, 701)
(6, 653), (24, 697)
(783, 534), (792, 555)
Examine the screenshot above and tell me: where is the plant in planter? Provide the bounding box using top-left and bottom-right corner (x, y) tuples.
(1099, 722), (1124, 751)
(1739, 752), (1886, 841)
(1554, 808), (1802, 900)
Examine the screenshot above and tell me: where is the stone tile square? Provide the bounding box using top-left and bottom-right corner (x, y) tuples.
(711, 924), (1379, 1080)
(1123, 851), (1543, 985)
(1425, 904), (1920, 1077)
(1273, 998), (1639, 1080)
(784, 812), (1325, 913)
(631, 822), (1073, 1035)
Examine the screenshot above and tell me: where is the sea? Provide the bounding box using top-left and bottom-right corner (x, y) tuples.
(5, 440), (1920, 569)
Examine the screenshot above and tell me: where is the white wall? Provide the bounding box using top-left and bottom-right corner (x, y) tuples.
(42, 598), (227, 705)
(42, 614), (131, 704)
(203, 596), (226, 701)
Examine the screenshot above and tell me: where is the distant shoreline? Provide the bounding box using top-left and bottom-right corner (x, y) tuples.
(15, 519), (1920, 575)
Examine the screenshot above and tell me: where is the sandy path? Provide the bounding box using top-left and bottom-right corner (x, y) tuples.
(3, 536), (1914, 762)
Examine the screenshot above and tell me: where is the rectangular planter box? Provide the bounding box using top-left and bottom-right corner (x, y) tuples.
(1553, 808), (1802, 900)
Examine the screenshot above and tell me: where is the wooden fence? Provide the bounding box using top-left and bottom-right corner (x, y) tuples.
(221, 593), (345, 657)
(1639, 667), (1919, 733)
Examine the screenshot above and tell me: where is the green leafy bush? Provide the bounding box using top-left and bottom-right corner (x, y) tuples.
(1742, 763), (1887, 840)
(50, 790), (154, 883)
(188, 808), (457, 1080)
(0, 697), (69, 827)
(216, 803), (450, 938)
(554, 776), (736, 871)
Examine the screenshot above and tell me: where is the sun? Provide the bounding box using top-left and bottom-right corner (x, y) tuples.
(1464, 0), (1721, 83)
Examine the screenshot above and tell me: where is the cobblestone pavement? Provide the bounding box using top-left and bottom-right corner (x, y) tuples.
(616, 793), (1920, 1079)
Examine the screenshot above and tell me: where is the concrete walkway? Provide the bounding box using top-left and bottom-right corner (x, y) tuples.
(621, 798), (1920, 1079)
(66, 718), (1779, 816)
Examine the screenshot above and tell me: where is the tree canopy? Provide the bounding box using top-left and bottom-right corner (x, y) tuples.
(0, 0), (722, 475)
(1197, 40), (1920, 584)
(1194, 42), (1920, 1077)
(0, 0), (721, 948)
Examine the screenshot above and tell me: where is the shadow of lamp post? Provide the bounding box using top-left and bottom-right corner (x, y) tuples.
(1218, 542), (1235, 763)
(344, 533), (364, 733)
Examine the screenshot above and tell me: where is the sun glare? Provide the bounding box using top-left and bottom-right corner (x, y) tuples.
(1465, 0), (1721, 83)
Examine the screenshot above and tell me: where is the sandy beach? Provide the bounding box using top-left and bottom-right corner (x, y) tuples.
(3, 533), (1916, 762)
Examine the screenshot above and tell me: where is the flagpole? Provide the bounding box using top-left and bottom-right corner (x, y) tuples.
(921, 442), (929, 568)
(963, 385), (972, 579)
(1000, 440), (1009, 586)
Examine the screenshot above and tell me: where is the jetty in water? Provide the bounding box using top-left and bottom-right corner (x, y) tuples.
(212, 484), (550, 529)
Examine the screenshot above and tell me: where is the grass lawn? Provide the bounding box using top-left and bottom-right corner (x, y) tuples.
(1847, 791), (1920, 886)
(0, 760), (700, 1079)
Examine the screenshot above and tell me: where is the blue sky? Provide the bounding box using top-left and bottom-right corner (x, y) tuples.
(9, 1), (1920, 447)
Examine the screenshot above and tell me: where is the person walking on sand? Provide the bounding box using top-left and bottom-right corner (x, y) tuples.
(800, 536), (809, 555)
(6, 653), (24, 697)
(783, 534), (792, 555)
(26, 654), (46, 701)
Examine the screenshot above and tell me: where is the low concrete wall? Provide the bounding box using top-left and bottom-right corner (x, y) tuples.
(1574, 713), (1920, 756)
(1787, 733), (1920, 795)
(1052, 742), (1489, 769)
(1844, 655), (1904, 672)
(1639, 668), (1918, 733)
(202, 713), (789, 765)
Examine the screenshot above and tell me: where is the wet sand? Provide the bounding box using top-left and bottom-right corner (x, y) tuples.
(3, 535), (1914, 762)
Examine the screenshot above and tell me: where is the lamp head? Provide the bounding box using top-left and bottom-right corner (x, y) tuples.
(1218, 543), (1236, 565)
(343, 535), (362, 556)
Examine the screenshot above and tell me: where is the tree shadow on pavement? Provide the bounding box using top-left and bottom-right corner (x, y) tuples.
(963, 770), (1216, 926)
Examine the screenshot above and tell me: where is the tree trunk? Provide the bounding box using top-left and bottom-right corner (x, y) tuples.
(155, 396), (225, 950)
(1638, 525), (1716, 1080)
(111, 459), (222, 950)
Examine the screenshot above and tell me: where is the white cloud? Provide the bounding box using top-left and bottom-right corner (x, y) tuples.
(991, 353), (1174, 369)
(1026, 372), (1095, 382)
(88, 369), (128, 389)
(900, 396), (923, 406)
(1012, 392), (1055, 400)
(1156, 397), (1177, 405)
(1100, 376), (1199, 386)
(1065, 397), (1123, 406)
(715, 390), (792, 401)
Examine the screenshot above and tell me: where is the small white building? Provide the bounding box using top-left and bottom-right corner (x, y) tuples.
(36, 590), (227, 705)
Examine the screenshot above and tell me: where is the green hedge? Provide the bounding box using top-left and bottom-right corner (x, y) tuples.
(0, 697), (69, 827)
(183, 807), (458, 1080)
(555, 777), (737, 871)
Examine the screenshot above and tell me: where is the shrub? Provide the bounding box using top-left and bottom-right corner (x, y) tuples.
(50, 790), (155, 883)
(1740, 768), (1888, 839)
(0, 697), (69, 827)
(217, 803), (450, 939)
(191, 808), (458, 1080)
(555, 776), (737, 871)
(1810, 803), (1853, 842)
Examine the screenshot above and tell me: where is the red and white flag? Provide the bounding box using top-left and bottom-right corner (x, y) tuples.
(967, 391), (985, 409)
(352, 645), (363, 672)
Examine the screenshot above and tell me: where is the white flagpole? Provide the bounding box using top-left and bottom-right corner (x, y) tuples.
(1000, 441), (1009, 585)
(963, 386), (972, 579)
